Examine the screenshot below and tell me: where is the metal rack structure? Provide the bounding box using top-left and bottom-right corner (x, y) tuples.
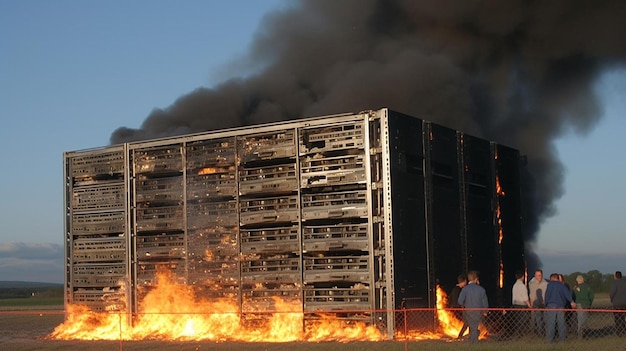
(63, 108), (525, 338)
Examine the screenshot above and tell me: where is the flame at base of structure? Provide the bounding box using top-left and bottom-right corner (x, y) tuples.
(434, 285), (489, 340)
(435, 285), (469, 338)
(50, 272), (485, 342)
(49, 271), (383, 342)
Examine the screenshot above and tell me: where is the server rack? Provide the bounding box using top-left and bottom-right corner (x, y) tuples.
(64, 146), (130, 312)
(64, 108), (525, 338)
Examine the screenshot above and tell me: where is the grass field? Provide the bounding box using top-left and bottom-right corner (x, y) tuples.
(0, 297), (63, 310)
(1, 293), (624, 351)
(0, 286), (64, 310)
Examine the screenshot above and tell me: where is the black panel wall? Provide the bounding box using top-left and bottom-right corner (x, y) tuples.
(425, 123), (464, 298)
(461, 135), (499, 306)
(387, 111), (429, 308)
(387, 116), (524, 309)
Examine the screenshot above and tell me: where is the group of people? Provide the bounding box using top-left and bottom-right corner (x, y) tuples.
(448, 269), (626, 343)
(524, 269), (626, 342)
(525, 269), (585, 342)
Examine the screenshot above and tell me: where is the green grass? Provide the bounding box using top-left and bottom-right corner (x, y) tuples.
(592, 292), (611, 308)
(0, 285), (63, 310)
(0, 296), (64, 310)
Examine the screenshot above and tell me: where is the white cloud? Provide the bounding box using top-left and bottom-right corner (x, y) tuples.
(0, 242), (64, 283)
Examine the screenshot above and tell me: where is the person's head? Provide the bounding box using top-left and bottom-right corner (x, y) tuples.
(549, 273), (560, 281)
(616, 271), (623, 279)
(515, 271), (524, 280)
(558, 274), (565, 282)
(457, 274), (467, 287)
(534, 269), (543, 281)
(576, 275), (584, 284)
(467, 270), (479, 283)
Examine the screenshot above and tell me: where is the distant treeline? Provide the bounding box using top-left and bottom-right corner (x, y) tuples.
(0, 286), (64, 299)
(562, 270), (616, 293)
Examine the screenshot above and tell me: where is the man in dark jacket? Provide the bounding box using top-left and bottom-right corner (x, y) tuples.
(448, 274), (468, 338)
(610, 271), (626, 336)
(458, 271), (488, 342)
(544, 273), (576, 342)
(573, 274), (594, 337)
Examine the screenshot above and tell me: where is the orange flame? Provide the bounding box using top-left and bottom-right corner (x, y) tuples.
(495, 174), (505, 196)
(198, 167), (218, 175)
(50, 271), (495, 342)
(395, 285), (490, 341)
(49, 270), (383, 342)
(497, 209), (504, 288)
(495, 174), (505, 288)
(435, 286), (488, 340)
(197, 166), (235, 175)
(435, 285), (468, 338)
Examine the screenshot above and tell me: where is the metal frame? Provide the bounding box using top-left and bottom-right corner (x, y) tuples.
(63, 108), (524, 338)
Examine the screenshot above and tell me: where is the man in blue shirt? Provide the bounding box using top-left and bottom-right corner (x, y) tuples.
(458, 270), (489, 342)
(544, 273), (576, 342)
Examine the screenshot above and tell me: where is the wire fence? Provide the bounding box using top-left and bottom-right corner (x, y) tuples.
(1, 307), (625, 350)
(399, 306), (625, 339)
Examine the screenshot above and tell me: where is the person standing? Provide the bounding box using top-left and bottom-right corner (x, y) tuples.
(558, 273), (575, 334)
(458, 270), (489, 342)
(510, 270), (531, 337)
(448, 274), (469, 339)
(528, 269), (548, 336)
(572, 275), (594, 338)
(544, 273), (576, 343)
(610, 271), (626, 336)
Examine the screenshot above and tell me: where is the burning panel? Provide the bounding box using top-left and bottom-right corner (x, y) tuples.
(494, 144), (525, 306)
(461, 135), (500, 305)
(64, 147), (128, 312)
(186, 138), (240, 298)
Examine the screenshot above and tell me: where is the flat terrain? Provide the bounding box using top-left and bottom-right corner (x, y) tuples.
(1, 293), (624, 351)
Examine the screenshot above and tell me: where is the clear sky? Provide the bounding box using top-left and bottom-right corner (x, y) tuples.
(1, 1), (624, 283)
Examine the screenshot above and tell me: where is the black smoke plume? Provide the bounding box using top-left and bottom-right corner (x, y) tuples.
(111, 0), (626, 268)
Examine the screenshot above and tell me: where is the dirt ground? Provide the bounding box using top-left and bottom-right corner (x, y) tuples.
(1, 296), (624, 351)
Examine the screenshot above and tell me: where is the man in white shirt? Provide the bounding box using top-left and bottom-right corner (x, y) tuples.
(510, 270), (531, 337)
(528, 269), (548, 336)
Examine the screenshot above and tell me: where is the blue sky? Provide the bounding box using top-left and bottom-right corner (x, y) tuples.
(534, 69), (626, 273)
(1, 1), (624, 283)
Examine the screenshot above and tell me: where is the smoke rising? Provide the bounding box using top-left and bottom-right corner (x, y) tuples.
(111, 0), (626, 266)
